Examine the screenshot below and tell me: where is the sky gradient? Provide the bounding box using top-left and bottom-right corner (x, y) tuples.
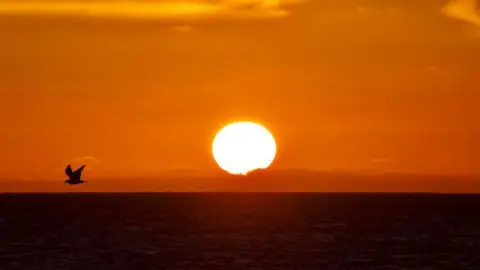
(1, 0), (480, 185)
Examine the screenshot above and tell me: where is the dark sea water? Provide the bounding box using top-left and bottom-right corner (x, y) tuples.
(0, 193), (479, 269)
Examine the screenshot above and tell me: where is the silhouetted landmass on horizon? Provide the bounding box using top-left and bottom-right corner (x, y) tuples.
(0, 169), (479, 193)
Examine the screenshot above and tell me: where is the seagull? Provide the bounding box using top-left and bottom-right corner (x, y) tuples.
(65, 164), (86, 185)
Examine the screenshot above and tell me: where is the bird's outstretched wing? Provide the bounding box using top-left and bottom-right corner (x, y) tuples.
(65, 165), (73, 177)
(73, 165), (85, 177)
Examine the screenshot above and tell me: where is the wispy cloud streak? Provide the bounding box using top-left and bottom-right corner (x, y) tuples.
(0, 0), (304, 20)
(443, 0), (480, 27)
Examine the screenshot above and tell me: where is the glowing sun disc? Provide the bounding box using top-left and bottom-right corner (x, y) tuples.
(212, 121), (277, 175)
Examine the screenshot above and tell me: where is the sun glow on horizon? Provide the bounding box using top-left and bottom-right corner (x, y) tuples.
(212, 122), (277, 175)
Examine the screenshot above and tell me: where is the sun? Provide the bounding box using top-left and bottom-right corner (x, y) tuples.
(212, 121), (277, 175)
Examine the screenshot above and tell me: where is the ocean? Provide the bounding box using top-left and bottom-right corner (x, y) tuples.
(0, 193), (479, 269)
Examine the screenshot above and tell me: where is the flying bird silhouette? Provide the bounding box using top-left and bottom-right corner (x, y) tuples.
(65, 164), (86, 185)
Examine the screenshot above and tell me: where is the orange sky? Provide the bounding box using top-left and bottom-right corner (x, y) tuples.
(1, 0), (480, 183)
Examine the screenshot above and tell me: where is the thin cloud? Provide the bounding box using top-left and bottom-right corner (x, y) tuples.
(171, 24), (193, 32)
(443, 0), (480, 27)
(73, 156), (100, 165)
(370, 158), (392, 164)
(0, 0), (304, 20)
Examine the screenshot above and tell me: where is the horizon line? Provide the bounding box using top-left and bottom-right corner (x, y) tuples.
(2, 170), (480, 182)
